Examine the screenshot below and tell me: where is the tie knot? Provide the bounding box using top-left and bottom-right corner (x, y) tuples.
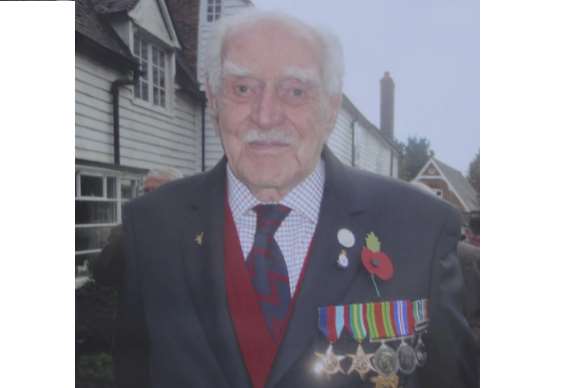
(253, 204), (291, 235)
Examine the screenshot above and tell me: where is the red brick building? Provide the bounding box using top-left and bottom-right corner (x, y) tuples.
(412, 157), (479, 215)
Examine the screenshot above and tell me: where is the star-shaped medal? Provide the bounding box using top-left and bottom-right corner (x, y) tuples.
(346, 343), (374, 380)
(370, 372), (399, 388)
(314, 344), (345, 376)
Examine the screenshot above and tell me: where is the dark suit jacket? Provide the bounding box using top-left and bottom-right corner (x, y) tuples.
(114, 149), (479, 388)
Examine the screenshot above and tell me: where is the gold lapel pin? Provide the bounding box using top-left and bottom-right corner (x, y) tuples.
(195, 232), (204, 246)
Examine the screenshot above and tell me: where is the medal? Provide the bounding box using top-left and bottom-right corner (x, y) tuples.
(345, 303), (374, 379)
(314, 305), (345, 377)
(372, 342), (399, 376)
(314, 344), (345, 376)
(337, 249), (349, 269)
(346, 343), (374, 380)
(415, 335), (427, 367)
(397, 340), (417, 374)
(370, 372), (400, 388)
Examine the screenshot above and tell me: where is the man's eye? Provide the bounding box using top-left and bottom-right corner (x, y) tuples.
(292, 88), (304, 97)
(235, 85), (250, 95)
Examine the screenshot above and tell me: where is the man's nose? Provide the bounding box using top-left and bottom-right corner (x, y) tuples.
(251, 87), (285, 129)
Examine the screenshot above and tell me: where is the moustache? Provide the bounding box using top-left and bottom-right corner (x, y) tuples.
(242, 129), (295, 145)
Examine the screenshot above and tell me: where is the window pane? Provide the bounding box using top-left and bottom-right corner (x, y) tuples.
(160, 71), (165, 88)
(76, 201), (117, 224)
(153, 69), (158, 85)
(106, 177), (117, 199)
(159, 51), (165, 68)
(160, 90), (166, 107)
(153, 87), (159, 106)
(80, 175), (103, 197)
(75, 226), (114, 252)
(121, 179), (137, 199)
(142, 81), (149, 101)
(152, 47), (158, 66)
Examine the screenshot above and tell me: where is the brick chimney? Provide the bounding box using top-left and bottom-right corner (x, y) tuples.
(380, 71), (395, 141)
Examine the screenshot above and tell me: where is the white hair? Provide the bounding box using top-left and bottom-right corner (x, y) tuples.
(205, 10), (344, 98)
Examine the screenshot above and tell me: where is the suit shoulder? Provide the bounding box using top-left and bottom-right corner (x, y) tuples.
(344, 167), (461, 224)
(123, 171), (208, 214)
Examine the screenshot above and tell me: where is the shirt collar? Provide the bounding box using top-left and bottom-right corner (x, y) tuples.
(227, 159), (325, 224)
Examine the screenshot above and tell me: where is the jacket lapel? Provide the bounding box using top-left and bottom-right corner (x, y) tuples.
(267, 149), (368, 387)
(180, 159), (250, 387)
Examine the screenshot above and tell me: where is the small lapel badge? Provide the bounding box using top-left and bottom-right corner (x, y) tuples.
(337, 228), (355, 248)
(194, 232), (204, 246)
(337, 249), (349, 269)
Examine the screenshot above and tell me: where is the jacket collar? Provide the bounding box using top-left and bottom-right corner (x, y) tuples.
(182, 147), (369, 387)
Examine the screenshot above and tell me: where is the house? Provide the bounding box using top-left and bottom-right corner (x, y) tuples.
(412, 157), (479, 216)
(75, 0), (401, 278)
(75, 0), (206, 277)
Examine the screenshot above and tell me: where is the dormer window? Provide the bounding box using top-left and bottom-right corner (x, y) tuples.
(207, 0), (222, 22)
(133, 32), (167, 108)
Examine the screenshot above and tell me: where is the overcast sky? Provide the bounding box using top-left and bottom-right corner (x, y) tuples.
(252, 0), (479, 173)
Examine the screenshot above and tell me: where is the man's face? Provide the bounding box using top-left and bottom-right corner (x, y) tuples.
(208, 22), (340, 200)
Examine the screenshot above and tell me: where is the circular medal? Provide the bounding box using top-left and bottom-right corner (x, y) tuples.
(397, 341), (417, 374)
(337, 228), (355, 248)
(372, 343), (398, 376)
(415, 337), (427, 367)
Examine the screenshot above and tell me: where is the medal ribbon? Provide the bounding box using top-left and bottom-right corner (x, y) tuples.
(320, 299), (429, 342)
(347, 303), (367, 342)
(318, 305), (344, 343)
(413, 299), (428, 324)
(393, 300), (416, 337)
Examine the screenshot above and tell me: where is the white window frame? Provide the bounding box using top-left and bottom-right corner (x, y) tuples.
(132, 28), (173, 112)
(75, 168), (142, 278)
(207, 0), (222, 22)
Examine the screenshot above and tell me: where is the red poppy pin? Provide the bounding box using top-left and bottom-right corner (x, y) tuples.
(361, 232), (394, 297)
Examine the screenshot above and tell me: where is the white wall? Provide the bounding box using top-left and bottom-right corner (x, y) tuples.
(75, 53), (202, 176)
(354, 122), (394, 178)
(327, 108), (354, 166)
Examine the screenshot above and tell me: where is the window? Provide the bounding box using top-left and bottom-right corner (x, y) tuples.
(434, 189), (443, 198)
(133, 32), (167, 108)
(75, 170), (141, 278)
(207, 0), (222, 22)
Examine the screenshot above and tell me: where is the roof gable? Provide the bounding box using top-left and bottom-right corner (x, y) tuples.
(76, 0), (136, 66)
(129, 0), (181, 49)
(414, 157), (479, 212)
(420, 161), (440, 176)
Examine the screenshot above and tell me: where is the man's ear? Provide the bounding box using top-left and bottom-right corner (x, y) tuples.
(205, 79), (218, 113)
(325, 94), (342, 130)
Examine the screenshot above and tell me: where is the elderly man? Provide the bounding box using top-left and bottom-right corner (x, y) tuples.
(114, 10), (478, 388)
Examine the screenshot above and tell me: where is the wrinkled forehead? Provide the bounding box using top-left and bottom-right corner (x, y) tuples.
(221, 20), (323, 79)
(223, 61), (320, 85)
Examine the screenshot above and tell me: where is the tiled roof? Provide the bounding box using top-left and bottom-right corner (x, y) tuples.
(92, 0), (140, 14)
(76, 0), (135, 63)
(433, 158), (479, 211)
(341, 95), (401, 155)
